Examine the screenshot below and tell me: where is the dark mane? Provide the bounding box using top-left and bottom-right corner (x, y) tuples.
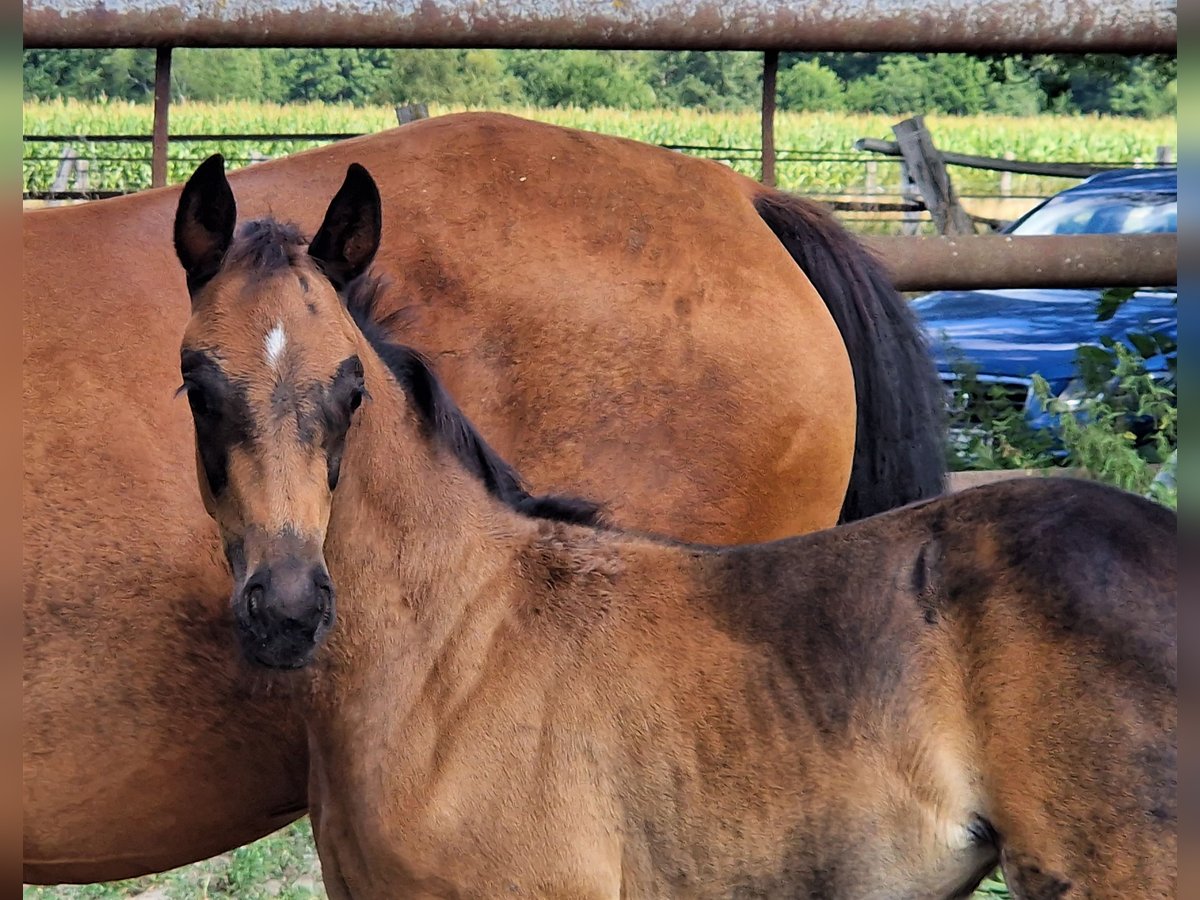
(227, 220), (309, 272)
(341, 272), (607, 528)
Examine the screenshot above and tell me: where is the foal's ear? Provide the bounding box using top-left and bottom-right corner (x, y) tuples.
(309, 164), (382, 291)
(174, 154), (236, 295)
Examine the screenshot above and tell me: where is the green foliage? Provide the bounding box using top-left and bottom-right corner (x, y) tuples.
(503, 50), (657, 109)
(173, 49), (284, 103)
(1033, 344), (1176, 500)
(388, 49), (524, 106)
(844, 55), (990, 115)
(23, 49), (1178, 117)
(944, 285), (1176, 510)
(1110, 71), (1177, 118)
(1018, 54), (1177, 117)
(983, 70), (1047, 117)
(23, 49), (156, 102)
(777, 59), (846, 112)
(944, 356), (1057, 472)
(278, 49), (393, 105)
(650, 51), (761, 109)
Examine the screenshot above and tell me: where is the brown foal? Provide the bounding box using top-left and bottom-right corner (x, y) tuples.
(26, 113), (947, 882)
(174, 159), (1175, 899)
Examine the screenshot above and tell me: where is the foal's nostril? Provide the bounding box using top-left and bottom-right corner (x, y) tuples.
(241, 571), (270, 623)
(245, 583), (264, 619)
(312, 568), (335, 615)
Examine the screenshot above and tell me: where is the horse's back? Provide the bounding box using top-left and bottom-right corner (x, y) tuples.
(929, 477), (1175, 678)
(224, 112), (857, 539)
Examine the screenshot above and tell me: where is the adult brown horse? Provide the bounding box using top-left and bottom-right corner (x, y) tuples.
(23, 114), (943, 882)
(173, 161), (1175, 899)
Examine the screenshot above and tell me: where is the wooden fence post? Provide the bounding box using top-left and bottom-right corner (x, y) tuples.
(1155, 145), (1173, 165)
(1000, 151), (1014, 196)
(892, 115), (974, 235)
(897, 160), (921, 236)
(395, 103), (430, 125)
(48, 147), (78, 206)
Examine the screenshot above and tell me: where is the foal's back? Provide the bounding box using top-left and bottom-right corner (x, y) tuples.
(531, 477), (1174, 898)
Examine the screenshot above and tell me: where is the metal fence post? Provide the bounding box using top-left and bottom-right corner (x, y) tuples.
(151, 47), (172, 188)
(761, 51), (778, 187)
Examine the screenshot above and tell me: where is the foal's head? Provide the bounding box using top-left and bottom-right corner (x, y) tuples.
(174, 155), (380, 668)
(175, 156), (603, 670)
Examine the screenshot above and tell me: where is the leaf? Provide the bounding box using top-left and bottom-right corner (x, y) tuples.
(1153, 333), (1177, 356)
(1096, 286), (1136, 322)
(1127, 331), (1160, 359)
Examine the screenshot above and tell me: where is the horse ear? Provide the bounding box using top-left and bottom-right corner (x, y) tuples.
(174, 154), (236, 296)
(309, 163), (382, 291)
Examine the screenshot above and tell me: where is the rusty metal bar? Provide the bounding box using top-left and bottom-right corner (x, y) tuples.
(22, 0), (1177, 51)
(760, 51), (777, 187)
(864, 234), (1177, 291)
(151, 47), (171, 188)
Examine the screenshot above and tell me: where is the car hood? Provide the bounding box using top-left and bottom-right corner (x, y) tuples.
(912, 288), (1176, 384)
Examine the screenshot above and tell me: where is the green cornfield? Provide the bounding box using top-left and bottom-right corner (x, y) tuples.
(23, 99), (1177, 200)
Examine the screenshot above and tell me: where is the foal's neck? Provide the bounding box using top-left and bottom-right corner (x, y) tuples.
(317, 347), (535, 698)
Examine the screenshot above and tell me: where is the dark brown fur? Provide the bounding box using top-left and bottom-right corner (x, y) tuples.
(25, 113), (941, 881)
(178, 172), (1175, 899)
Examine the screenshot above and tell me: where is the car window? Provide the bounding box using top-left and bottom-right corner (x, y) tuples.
(1010, 191), (1177, 236)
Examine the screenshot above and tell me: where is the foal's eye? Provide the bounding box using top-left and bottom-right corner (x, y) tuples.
(185, 383), (212, 419)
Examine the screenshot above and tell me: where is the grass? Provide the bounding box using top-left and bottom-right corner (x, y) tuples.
(23, 821), (326, 900)
(24, 819), (1013, 899)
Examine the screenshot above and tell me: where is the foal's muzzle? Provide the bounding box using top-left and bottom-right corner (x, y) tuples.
(232, 555), (335, 669)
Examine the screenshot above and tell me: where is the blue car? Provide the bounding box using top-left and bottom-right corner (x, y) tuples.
(911, 167), (1177, 441)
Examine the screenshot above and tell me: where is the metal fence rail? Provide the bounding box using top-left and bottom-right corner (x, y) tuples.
(23, 0), (1177, 52)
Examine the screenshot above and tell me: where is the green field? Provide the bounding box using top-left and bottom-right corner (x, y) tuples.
(23, 99), (1177, 200)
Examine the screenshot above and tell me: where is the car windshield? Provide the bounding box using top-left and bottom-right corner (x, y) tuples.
(1010, 190), (1177, 236)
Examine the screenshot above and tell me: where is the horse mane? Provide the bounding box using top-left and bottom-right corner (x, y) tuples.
(341, 274), (607, 528)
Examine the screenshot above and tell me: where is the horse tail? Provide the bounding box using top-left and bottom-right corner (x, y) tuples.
(753, 190), (946, 522)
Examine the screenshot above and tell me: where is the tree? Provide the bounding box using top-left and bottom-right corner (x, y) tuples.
(1110, 59), (1177, 117)
(1020, 54), (1174, 116)
(276, 50), (393, 105)
(845, 55), (990, 115)
(172, 49), (282, 103)
(23, 49), (156, 101)
(777, 59), (845, 112)
(651, 51), (760, 109)
(384, 49), (523, 107)
(503, 50), (657, 109)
